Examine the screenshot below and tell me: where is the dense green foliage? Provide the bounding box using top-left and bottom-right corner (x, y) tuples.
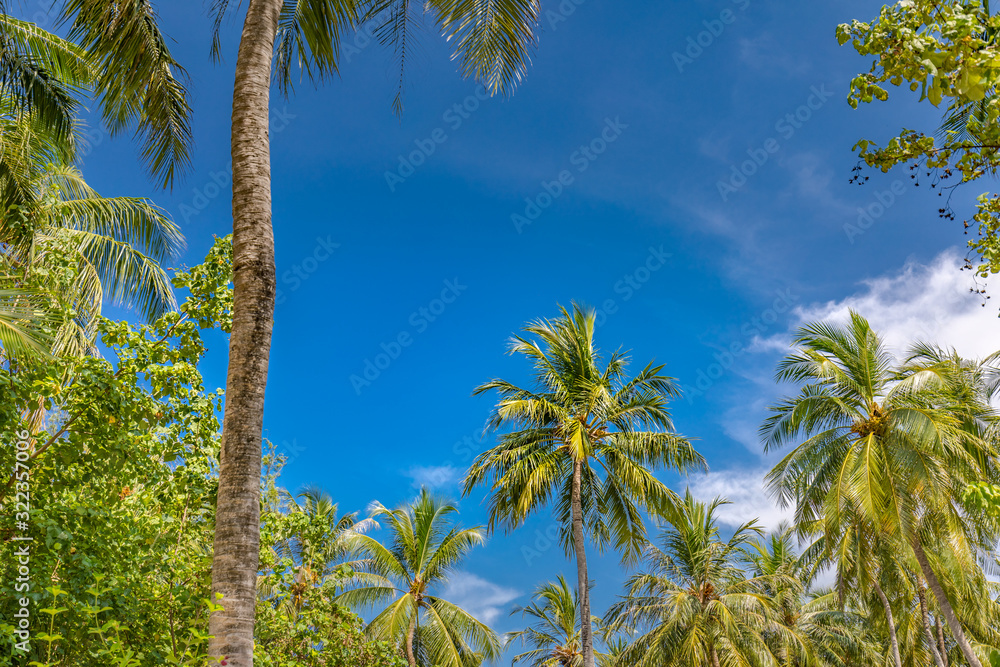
(0, 238), (412, 666)
(840, 0), (1000, 282)
(0, 238), (229, 666)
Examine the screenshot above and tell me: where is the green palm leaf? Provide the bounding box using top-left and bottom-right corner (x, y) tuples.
(59, 0), (193, 188)
(0, 287), (54, 361)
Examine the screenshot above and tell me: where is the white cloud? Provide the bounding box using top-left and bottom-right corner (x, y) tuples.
(786, 249), (1000, 359)
(440, 571), (520, 626)
(406, 464), (462, 490)
(686, 469), (794, 532)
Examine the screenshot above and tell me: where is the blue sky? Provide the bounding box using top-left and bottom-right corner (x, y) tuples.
(25, 0), (1000, 656)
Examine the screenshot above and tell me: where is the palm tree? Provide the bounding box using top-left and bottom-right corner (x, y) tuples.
(749, 525), (878, 667)
(0, 3), (194, 188)
(0, 107), (183, 357)
(762, 311), (1000, 667)
(336, 488), (501, 667)
(508, 575), (604, 667)
(0, 7), (189, 360)
(603, 492), (775, 667)
(259, 486), (373, 617)
(464, 303), (705, 667)
(204, 3), (541, 662)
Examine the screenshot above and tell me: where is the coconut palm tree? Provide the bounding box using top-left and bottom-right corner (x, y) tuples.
(336, 488), (501, 667)
(508, 575), (605, 667)
(762, 311), (1000, 667)
(259, 486), (373, 617)
(0, 112), (182, 356)
(0, 93), (182, 360)
(464, 303), (705, 667)
(0, 4), (191, 359)
(0, 2), (194, 188)
(204, 3), (541, 661)
(603, 492), (775, 667)
(749, 525), (878, 667)
(0, 12), (91, 158)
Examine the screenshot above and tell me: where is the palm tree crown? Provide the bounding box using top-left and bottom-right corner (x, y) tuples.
(748, 525), (878, 667)
(337, 488), (500, 667)
(465, 303), (704, 559)
(464, 303), (704, 667)
(604, 491), (774, 667)
(0, 109), (183, 356)
(508, 575), (603, 667)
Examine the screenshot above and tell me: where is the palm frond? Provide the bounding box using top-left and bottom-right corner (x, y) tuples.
(425, 0), (539, 96)
(0, 287), (54, 362)
(60, 0), (193, 188)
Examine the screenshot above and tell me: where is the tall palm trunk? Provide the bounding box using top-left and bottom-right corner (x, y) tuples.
(919, 579), (947, 667)
(873, 579), (902, 667)
(710, 645), (721, 667)
(405, 610), (418, 667)
(571, 460), (595, 667)
(911, 538), (982, 667)
(208, 0), (283, 665)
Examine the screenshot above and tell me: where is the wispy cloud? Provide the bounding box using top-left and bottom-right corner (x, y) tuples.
(441, 572), (520, 626)
(779, 151), (854, 217)
(698, 132), (733, 162)
(686, 468), (794, 531)
(405, 464), (463, 490)
(779, 248), (1000, 359)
